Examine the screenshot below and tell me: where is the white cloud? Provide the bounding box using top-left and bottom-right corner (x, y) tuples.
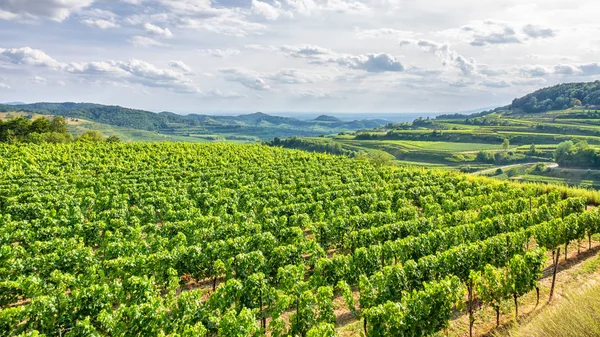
(130, 36), (164, 47)
(201, 88), (246, 99)
(169, 60), (193, 73)
(355, 28), (416, 39)
(0, 0), (94, 21)
(81, 19), (120, 29)
(518, 65), (552, 77)
(0, 82), (11, 89)
(281, 45), (404, 72)
(198, 48), (241, 58)
(522, 24), (556, 39)
(219, 68), (271, 91)
(0, 47), (62, 69)
(180, 16), (266, 36)
(265, 68), (326, 84)
(293, 89), (339, 99)
(404, 40), (477, 76)
(143, 23), (173, 38)
(481, 79), (510, 88)
(0, 46), (199, 94)
(32, 76), (47, 84)
(252, 0), (293, 20)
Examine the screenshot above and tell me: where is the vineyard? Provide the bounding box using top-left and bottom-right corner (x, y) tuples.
(1, 143), (599, 337)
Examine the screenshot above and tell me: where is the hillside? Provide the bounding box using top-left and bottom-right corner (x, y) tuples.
(268, 81), (600, 189)
(0, 102), (386, 141)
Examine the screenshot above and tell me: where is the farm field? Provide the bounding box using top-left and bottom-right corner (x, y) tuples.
(1, 142), (600, 336)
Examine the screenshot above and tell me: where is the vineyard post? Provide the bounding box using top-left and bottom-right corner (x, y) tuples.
(513, 293), (518, 318)
(495, 306), (500, 327)
(549, 247), (560, 302)
(468, 279), (474, 337)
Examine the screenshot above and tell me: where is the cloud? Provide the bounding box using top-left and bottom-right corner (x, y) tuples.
(198, 48), (241, 58)
(0, 82), (10, 89)
(168, 60), (193, 73)
(265, 68), (326, 84)
(515, 62), (600, 78)
(518, 65), (551, 77)
(201, 88), (246, 99)
(219, 68), (271, 90)
(481, 79), (510, 88)
(69, 59), (198, 93)
(1, 46), (200, 94)
(470, 26), (520, 46)
(406, 40), (477, 76)
(355, 28), (416, 39)
(130, 36), (164, 47)
(180, 16), (266, 36)
(281, 45), (404, 73)
(143, 23), (173, 38)
(511, 78), (546, 86)
(578, 63), (600, 76)
(0, 47), (62, 69)
(32, 76), (47, 84)
(0, 0), (94, 21)
(251, 0), (293, 20)
(293, 89), (339, 99)
(554, 64), (579, 75)
(283, 0), (369, 15)
(81, 19), (120, 29)
(522, 24), (555, 39)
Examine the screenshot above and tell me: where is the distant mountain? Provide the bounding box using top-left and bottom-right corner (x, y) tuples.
(314, 115), (343, 122)
(2, 101), (26, 105)
(0, 102), (387, 140)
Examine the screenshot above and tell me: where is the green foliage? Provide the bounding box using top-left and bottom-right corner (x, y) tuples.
(0, 116), (72, 143)
(77, 130), (106, 142)
(218, 307), (260, 337)
(554, 140), (600, 168)
(511, 81), (600, 113)
(306, 322), (338, 337)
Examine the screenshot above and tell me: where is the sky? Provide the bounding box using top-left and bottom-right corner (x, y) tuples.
(0, 0), (599, 114)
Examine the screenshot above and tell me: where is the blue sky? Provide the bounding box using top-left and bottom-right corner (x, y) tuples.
(0, 0), (599, 114)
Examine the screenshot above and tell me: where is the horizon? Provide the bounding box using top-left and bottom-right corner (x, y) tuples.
(1, 1), (599, 112)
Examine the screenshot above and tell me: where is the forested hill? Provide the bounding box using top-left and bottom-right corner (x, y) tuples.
(511, 81), (600, 113)
(438, 81), (600, 119)
(0, 102), (387, 140)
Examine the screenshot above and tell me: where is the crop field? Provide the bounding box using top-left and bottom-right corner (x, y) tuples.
(1, 143), (599, 337)
(375, 140), (507, 152)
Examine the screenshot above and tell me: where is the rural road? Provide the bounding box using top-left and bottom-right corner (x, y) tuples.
(471, 162), (558, 175)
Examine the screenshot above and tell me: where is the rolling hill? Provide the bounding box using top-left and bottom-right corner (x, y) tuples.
(0, 102), (387, 141)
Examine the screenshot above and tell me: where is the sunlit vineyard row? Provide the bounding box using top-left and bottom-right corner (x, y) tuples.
(1, 143), (599, 337)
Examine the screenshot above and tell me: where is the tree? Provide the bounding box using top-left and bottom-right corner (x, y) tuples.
(106, 135), (121, 143)
(529, 143), (537, 155)
(30, 118), (51, 134)
(502, 138), (510, 151)
(77, 131), (105, 142)
(50, 117), (67, 133)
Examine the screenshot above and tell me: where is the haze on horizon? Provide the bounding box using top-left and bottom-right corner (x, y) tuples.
(0, 0), (599, 114)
